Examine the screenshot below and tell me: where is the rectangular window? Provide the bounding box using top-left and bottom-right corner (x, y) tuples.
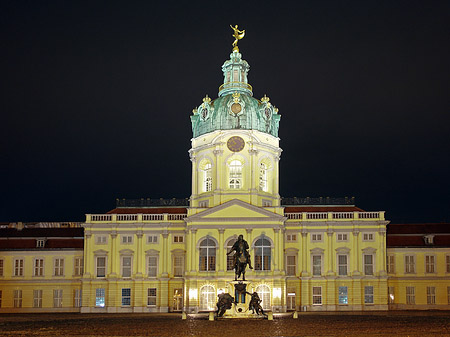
(96, 257), (106, 277)
(446, 256), (450, 273)
(53, 289), (63, 308)
(14, 290), (22, 308)
(364, 254), (374, 275)
(95, 288), (105, 307)
(286, 255), (296, 276)
(388, 286), (395, 304)
(427, 286), (436, 305)
(33, 290), (43, 308)
(96, 235), (107, 244)
(405, 255), (415, 273)
(14, 259), (24, 276)
(122, 288), (131, 306)
(173, 235), (184, 243)
(173, 255), (184, 277)
(387, 255), (395, 274)
(34, 258), (44, 277)
(36, 239), (45, 248)
(74, 289), (82, 308)
(406, 286), (415, 305)
(338, 286), (348, 304)
(121, 235), (133, 244)
(74, 257), (83, 276)
(286, 234), (297, 242)
(0, 259), (3, 276)
(54, 258), (64, 276)
(122, 256), (132, 278)
(363, 233), (374, 241)
(148, 256), (158, 277)
(147, 288), (157, 306)
(425, 255), (435, 273)
(147, 235), (158, 244)
(311, 234), (322, 242)
(312, 287), (322, 305)
(338, 255), (348, 276)
(364, 286), (374, 304)
(337, 233), (348, 242)
(312, 255), (321, 276)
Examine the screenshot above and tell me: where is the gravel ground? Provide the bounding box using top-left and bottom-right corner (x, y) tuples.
(0, 312), (449, 337)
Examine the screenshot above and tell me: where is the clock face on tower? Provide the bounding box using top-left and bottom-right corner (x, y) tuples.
(227, 136), (245, 152)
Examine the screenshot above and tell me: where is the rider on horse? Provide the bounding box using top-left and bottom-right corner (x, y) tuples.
(227, 234), (253, 270)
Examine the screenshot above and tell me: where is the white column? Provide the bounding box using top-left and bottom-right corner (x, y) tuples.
(190, 229), (197, 272)
(352, 229), (360, 275)
(136, 230), (143, 277)
(218, 228), (225, 272)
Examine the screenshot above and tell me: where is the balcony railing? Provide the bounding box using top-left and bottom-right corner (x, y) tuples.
(285, 211), (385, 221)
(281, 197), (355, 205)
(116, 198), (189, 208)
(86, 213), (187, 223)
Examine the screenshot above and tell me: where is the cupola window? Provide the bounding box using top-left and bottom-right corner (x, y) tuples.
(204, 163), (212, 192)
(229, 160), (242, 189)
(259, 163), (268, 192)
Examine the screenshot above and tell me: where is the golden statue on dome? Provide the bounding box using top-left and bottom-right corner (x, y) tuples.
(230, 25), (245, 52)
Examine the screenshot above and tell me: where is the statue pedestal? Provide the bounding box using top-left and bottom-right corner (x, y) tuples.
(218, 280), (265, 319)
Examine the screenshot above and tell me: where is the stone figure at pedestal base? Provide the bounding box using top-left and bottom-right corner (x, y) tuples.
(216, 293), (234, 317)
(247, 291), (266, 316)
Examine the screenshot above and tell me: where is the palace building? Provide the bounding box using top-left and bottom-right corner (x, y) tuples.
(0, 30), (449, 313)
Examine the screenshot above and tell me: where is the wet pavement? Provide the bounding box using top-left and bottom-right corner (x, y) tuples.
(0, 311), (449, 336)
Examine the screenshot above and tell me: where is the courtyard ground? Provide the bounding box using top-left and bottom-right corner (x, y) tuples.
(0, 311), (449, 337)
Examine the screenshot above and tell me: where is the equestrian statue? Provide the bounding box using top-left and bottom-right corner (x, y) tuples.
(227, 234), (253, 281)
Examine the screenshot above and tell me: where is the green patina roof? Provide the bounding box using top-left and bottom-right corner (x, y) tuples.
(191, 51), (281, 138)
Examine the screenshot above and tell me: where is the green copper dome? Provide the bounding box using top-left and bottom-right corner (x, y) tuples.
(191, 51), (281, 138)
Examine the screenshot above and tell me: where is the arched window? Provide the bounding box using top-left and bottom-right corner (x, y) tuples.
(226, 238), (237, 271)
(204, 163), (212, 192)
(199, 237), (216, 271)
(200, 285), (216, 311)
(229, 160), (242, 189)
(259, 163), (268, 191)
(254, 237), (271, 271)
(255, 285), (271, 310)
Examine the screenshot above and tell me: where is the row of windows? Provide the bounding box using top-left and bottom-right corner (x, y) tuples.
(201, 161), (270, 192)
(95, 288), (157, 307)
(388, 286), (449, 305)
(0, 289), (82, 308)
(286, 232), (376, 242)
(95, 234), (185, 245)
(0, 258), (83, 277)
(312, 286), (375, 305)
(386, 255), (450, 274)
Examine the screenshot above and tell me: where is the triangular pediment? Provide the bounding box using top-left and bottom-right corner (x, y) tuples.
(186, 199), (285, 223)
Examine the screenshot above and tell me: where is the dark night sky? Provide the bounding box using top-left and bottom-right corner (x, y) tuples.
(1, 1), (449, 223)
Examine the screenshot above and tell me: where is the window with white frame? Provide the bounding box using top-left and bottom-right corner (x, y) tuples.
(427, 286), (436, 305)
(255, 285), (271, 310)
(121, 256), (132, 278)
(34, 258), (44, 277)
(96, 235), (107, 245)
(387, 255), (395, 274)
(312, 255), (322, 276)
(198, 200), (209, 207)
(53, 289), (63, 308)
(286, 255), (296, 276)
(286, 234), (297, 242)
(255, 237), (272, 271)
(203, 162), (212, 192)
(337, 255), (348, 276)
(121, 235), (133, 244)
(338, 286), (348, 304)
(262, 199), (272, 207)
(363, 254), (374, 275)
(363, 233), (375, 241)
(199, 285), (216, 311)
(173, 255), (184, 277)
(96, 256), (106, 277)
(14, 258), (24, 276)
(148, 288), (157, 306)
(33, 289), (43, 308)
(122, 288), (131, 306)
(36, 239), (45, 248)
(95, 288), (105, 307)
(147, 256), (158, 277)
(364, 286), (374, 304)
(312, 286), (322, 305)
(405, 255), (415, 273)
(173, 235), (184, 243)
(74, 289), (82, 307)
(199, 237), (216, 271)
(54, 258), (64, 276)
(425, 255), (435, 273)
(336, 233), (348, 242)
(229, 160), (242, 189)
(0, 259), (3, 276)
(259, 162), (268, 191)
(287, 287), (296, 311)
(14, 290), (22, 308)
(388, 286), (395, 304)
(311, 233), (322, 242)
(147, 235), (158, 244)
(406, 286), (415, 304)
(226, 239), (236, 271)
(74, 257), (83, 276)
